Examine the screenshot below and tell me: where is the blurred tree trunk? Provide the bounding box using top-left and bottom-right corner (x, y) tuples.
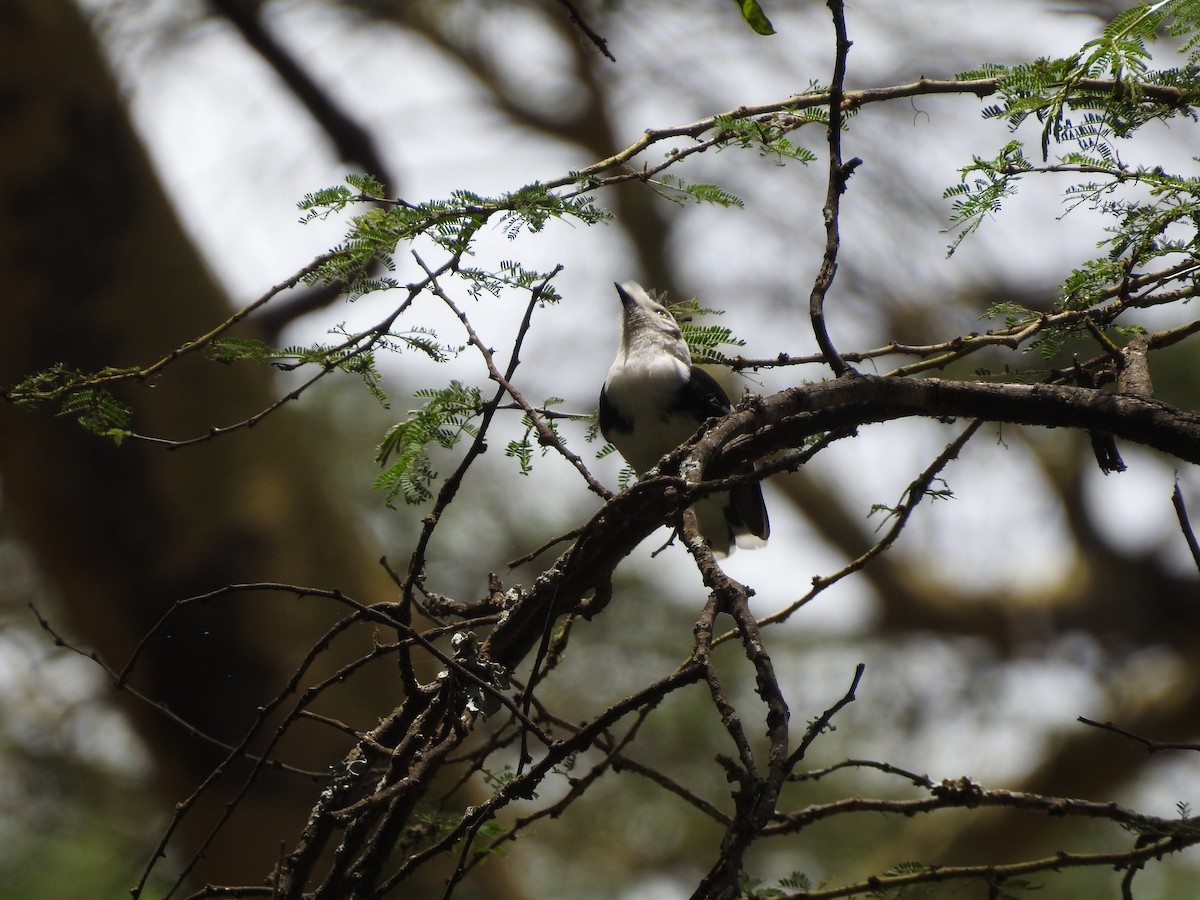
(0, 1), (404, 886)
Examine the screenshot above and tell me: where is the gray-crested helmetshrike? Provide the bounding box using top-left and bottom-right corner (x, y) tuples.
(598, 281), (769, 556)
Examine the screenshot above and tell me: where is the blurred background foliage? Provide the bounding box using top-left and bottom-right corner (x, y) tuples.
(1, 0), (1198, 896)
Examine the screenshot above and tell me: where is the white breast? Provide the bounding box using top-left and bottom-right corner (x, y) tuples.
(604, 353), (699, 473)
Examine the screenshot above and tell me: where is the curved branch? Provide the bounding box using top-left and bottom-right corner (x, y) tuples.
(809, 0), (857, 376)
(705, 374), (1200, 472)
(480, 373), (1200, 689)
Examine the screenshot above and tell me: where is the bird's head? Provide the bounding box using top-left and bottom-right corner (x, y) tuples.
(614, 282), (689, 362)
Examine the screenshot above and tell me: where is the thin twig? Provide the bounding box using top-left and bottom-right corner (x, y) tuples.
(786, 664), (865, 769)
(729, 261), (1200, 374)
(776, 836), (1190, 900)
(724, 419), (984, 642)
(1079, 715), (1200, 753)
(372, 662), (707, 895)
(27, 603), (322, 777)
(808, 0), (858, 376)
(430, 262), (610, 499)
(554, 0), (615, 61)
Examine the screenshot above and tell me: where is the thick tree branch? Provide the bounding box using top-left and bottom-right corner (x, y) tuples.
(475, 373), (1200, 688)
(700, 375), (1200, 473)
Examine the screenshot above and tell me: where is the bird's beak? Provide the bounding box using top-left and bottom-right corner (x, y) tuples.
(614, 282), (634, 308)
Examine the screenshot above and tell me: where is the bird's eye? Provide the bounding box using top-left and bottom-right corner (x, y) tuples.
(656, 309), (670, 318)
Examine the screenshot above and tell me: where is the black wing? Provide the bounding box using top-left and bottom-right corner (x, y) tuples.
(597, 384), (631, 443)
(680, 365), (734, 421)
(685, 367), (770, 542)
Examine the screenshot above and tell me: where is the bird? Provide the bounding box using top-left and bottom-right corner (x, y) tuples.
(598, 281), (769, 556)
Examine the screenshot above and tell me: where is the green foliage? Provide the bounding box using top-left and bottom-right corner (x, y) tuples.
(406, 805), (463, 854)
(982, 299), (1041, 329)
(711, 113), (820, 163)
(298, 176), (609, 296)
(345, 171), (387, 197)
(592, 440), (638, 489)
(505, 425), (537, 477)
(297, 173), (389, 224)
(6, 363), (134, 441)
(681, 181), (746, 207)
(58, 386), (132, 441)
(1118, 803), (1200, 839)
(943, 140), (1032, 253)
(866, 860), (927, 898)
(668, 297), (748, 365)
(778, 872), (813, 891)
(685, 323), (748, 365)
(737, 869), (812, 898)
(499, 183), (605, 237)
(375, 381), (484, 506)
(296, 187), (356, 222)
(948, 2), (1200, 246)
(205, 337), (279, 365)
(473, 820), (509, 859)
(869, 477), (954, 531)
(1170, 0), (1200, 56)
(980, 300), (1075, 361)
(457, 259), (565, 303)
(956, 138), (1200, 358)
(736, 872), (782, 898)
(946, 3), (1200, 364)
(505, 397), (565, 475)
(651, 174), (746, 208)
(339, 351), (391, 408)
(1085, 169), (1200, 278)
(965, 2), (1200, 155)
(733, 0), (776, 36)
(590, 432), (638, 488)
(617, 464), (637, 490)
(210, 330), (458, 408)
